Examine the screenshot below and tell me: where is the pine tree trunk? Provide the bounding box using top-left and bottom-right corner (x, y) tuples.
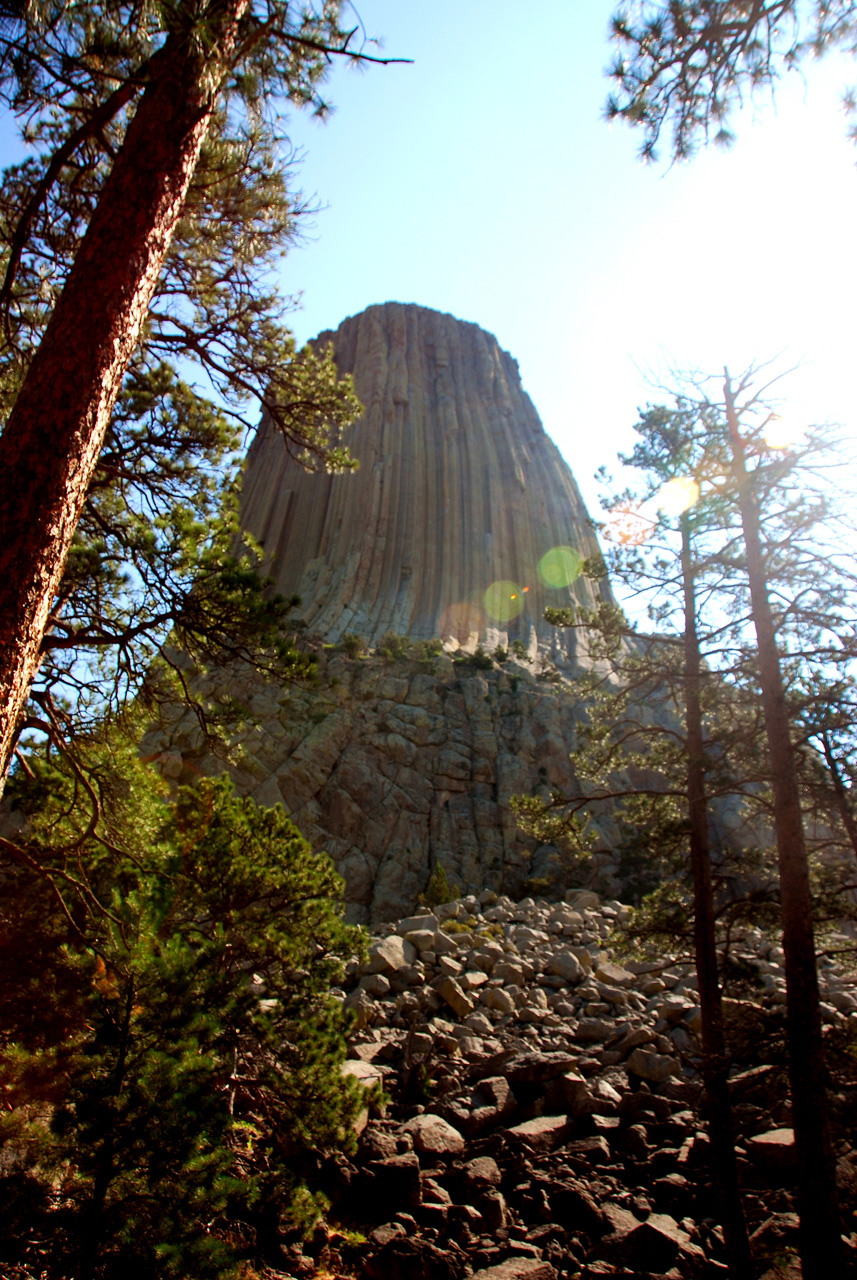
(821, 731), (857, 859)
(723, 373), (842, 1278)
(679, 513), (753, 1278)
(0, 0), (249, 788)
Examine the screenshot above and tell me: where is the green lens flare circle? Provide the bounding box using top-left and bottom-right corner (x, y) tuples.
(538, 546), (583, 589)
(483, 580), (524, 623)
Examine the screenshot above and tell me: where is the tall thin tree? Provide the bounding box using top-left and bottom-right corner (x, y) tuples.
(723, 370), (842, 1276)
(679, 504), (753, 1279)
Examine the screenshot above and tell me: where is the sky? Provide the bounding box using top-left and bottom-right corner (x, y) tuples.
(274, 0), (857, 517)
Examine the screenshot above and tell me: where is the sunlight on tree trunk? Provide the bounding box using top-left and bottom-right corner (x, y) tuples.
(0, 0), (249, 790)
(723, 369), (842, 1279)
(679, 509), (753, 1280)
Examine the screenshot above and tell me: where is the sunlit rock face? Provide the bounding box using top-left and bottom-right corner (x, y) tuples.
(240, 302), (609, 662)
(143, 648), (625, 925)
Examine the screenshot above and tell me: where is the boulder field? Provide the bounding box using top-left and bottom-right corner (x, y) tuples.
(287, 890), (857, 1279)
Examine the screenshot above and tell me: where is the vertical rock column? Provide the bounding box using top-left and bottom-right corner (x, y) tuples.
(240, 302), (608, 660)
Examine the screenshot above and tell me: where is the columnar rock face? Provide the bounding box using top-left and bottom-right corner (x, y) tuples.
(150, 305), (627, 921)
(240, 302), (608, 659)
(144, 650), (623, 925)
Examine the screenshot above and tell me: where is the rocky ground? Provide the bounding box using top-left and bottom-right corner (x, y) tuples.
(280, 889), (857, 1280)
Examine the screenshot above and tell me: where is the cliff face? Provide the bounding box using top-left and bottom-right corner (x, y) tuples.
(240, 303), (607, 659)
(143, 650), (623, 925)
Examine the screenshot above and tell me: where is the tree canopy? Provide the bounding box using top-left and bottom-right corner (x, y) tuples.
(0, 0), (407, 787)
(607, 1), (857, 160)
(0, 0), (370, 448)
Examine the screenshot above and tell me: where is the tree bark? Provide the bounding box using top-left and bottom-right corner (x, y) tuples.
(723, 372), (842, 1278)
(0, 0), (249, 789)
(679, 511), (753, 1279)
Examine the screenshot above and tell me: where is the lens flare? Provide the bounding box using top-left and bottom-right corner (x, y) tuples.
(763, 417), (804, 449)
(483, 579), (525, 622)
(538, 545), (584, 589)
(656, 476), (700, 517)
(438, 600), (484, 644)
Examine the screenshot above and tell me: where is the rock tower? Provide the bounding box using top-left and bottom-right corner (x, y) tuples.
(150, 305), (624, 922)
(240, 302), (608, 660)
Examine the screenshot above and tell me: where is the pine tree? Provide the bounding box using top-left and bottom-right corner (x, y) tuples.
(521, 402), (757, 1276)
(606, 1), (857, 161)
(21, 361), (322, 749)
(0, 0), (405, 786)
(523, 374), (857, 1277)
(0, 737), (364, 1279)
(720, 369), (847, 1276)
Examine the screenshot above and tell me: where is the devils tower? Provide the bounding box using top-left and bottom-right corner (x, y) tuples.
(240, 302), (608, 660)
(150, 304), (622, 922)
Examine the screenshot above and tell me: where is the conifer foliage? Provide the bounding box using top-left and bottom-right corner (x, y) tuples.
(0, 0), (406, 786)
(0, 741), (364, 1279)
(607, 1), (857, 161)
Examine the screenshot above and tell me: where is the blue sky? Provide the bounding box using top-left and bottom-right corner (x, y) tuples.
(279, 1), (857, 516)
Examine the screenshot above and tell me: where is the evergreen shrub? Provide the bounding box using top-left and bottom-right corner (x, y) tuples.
(0, 742), (364, 1279)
